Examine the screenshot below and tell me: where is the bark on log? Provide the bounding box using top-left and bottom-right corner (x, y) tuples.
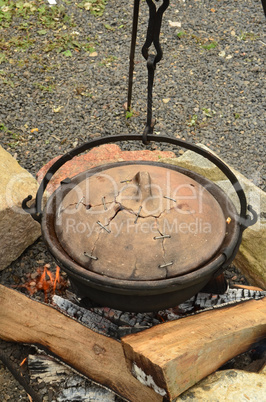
(122, 298), (266, 400)
(0, 284), (160, 402)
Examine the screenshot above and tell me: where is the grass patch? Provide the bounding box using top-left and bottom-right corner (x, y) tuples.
(187, 114), (198, 127)
(1, 76), (15, 87)
(0, 1), (73, 28)
(99, 55), (118, 66)
(190, 34), (219, 51)
(176, 31), (186, 38)
(0, 1), (98, 61)
(201, 41), (218, 50)
(34, 82), (55, 92)
(238, 31), (259, 41)
(0, 70), (15, 87)
(0, 52), (7, 64)
(202, 108), (216, 118)
(0, 123), (22, 148)
(9, 35), (35, 51)
(77, 0), (107, 17)
(44, 33), (95, 55)
(126, 110), (134, 119)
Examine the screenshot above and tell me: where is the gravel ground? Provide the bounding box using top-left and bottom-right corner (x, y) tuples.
(0, 363), (29, 401)
(0, 0), (265, 184)
(0, 0), (265, 400)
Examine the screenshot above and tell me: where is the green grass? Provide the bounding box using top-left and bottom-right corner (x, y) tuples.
(0, 122), (22, 148)
(187, 115), (198, 127)
(77, 0), (107, 17)
(201, 41), (218, 50)
(0, 52), (7, 64)
(176, 31), (186, 38)
(189, 33), (219, 51)
(126, 110), (134, 119)
(0, 1), (100, 61)
(34, 82), (55, 92)
(0, 0), (105, 101)
(0, 69), (15, 87)
(99, 55), (118, 66)
(202, 108), (216, 118)
(0, 1), (73, 28)
(238, 31), (259, 41)
(43, 33), (95, 56)
(0, 123), (8, 131)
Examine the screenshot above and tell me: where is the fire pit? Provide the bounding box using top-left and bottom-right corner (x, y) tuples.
(1, 2), (266, 402)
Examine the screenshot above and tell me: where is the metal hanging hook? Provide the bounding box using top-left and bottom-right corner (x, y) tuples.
(142, 0), (170, 64)
(126, 0), (169, 142)
(142, 0), (169, 144)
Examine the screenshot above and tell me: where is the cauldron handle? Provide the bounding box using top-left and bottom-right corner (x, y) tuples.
(22, 133), (257, 230)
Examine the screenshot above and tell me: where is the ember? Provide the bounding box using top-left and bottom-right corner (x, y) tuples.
(19, 264), (68, 302)
(20, 357), (27, 367)
(52, 287), (266, 339)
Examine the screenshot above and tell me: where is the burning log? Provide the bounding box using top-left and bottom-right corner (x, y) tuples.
(27, 354), (116, 401)
(19, 264), (68, 302)
(0, 284), (265, 401)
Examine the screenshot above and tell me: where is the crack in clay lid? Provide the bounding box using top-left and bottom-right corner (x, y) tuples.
(54, 164), (226, 281)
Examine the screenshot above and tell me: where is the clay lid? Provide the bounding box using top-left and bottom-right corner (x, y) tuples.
(54, 164), (226, 281)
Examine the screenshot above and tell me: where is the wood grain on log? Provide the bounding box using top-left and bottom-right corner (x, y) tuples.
(0, 284), (161, 402)
(122, 298), (266, 400)
(232, 284), (264, 292)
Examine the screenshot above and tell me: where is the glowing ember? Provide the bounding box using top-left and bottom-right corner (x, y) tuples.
(53, 266), (61, 293)
(20, 264), (68, 302)
(20, 357), (27, 367)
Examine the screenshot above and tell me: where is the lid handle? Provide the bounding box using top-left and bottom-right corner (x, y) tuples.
(134, 171), (152, 202)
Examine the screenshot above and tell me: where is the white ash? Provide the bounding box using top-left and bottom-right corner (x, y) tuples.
(28, 354), (116, 402)
(132, 363), (167, 397)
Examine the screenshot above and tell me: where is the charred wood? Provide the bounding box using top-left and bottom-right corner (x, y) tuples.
(28, 354), (116, 401)
(0, 348), (42, 402)
(52, 287), (266, 338)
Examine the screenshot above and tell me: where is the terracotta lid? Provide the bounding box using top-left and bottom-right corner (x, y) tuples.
(55, 164), (226, 281)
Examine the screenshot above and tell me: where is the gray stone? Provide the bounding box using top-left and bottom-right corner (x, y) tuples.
(176, 369), (266, 401)
(0, 146), (41, 270)
(160, 144), (266, 289)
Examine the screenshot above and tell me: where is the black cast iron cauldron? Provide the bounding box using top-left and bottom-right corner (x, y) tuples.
(23, 134), (257, 312)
